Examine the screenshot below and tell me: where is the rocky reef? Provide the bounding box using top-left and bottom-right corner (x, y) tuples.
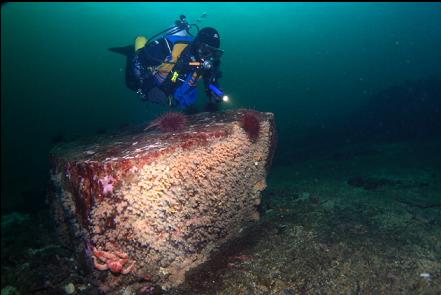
(48, 109), (277, 292)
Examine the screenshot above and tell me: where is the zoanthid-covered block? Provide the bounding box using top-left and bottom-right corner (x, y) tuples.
(49, 109), (277, 292)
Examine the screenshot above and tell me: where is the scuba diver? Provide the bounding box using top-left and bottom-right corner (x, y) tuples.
(110, 15), (227, 111)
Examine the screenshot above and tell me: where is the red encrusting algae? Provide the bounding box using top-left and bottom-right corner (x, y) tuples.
(240, 110), (261, 142)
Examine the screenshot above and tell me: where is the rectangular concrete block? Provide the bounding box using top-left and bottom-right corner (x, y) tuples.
(49, 109), (277, 291)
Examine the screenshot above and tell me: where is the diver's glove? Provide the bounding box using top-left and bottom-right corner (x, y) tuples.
(207, 92), (221, 104)
(211, 94), (223, 104)
(206, 85), (223, 104)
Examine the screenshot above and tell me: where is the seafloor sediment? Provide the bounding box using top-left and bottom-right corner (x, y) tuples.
(1, 140), (440, 295)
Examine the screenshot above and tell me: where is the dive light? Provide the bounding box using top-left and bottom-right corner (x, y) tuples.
(209, 84), (229, 103)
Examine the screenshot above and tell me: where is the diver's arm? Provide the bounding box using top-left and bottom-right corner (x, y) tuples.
(131, 50), (149, 84)
(203, 64), (223, 103)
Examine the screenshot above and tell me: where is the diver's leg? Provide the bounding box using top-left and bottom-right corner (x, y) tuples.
(130, 49), (156, 101)
(125, 54), (139, 91)
(125, 36), (148, 91)
(128, 36), (150, 93)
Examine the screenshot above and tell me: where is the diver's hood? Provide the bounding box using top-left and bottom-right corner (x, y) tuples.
(194, 27), (220, 49)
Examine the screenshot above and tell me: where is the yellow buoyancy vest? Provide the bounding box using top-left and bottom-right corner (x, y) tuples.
(155, 43), (189, 80)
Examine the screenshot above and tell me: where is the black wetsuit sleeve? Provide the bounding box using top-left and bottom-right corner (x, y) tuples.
(203, 61), (222, 99)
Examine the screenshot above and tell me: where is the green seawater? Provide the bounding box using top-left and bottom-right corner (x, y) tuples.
(2, 2), (441, 211)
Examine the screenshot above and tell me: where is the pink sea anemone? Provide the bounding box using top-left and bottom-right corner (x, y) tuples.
(240, 110), (261, 142)
(156, 112), (188, 133)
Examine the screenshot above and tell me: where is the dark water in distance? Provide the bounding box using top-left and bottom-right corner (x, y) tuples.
(2, 2), (441, 212)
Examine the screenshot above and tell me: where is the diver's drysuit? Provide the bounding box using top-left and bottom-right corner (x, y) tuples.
(126, 21), (223, 109)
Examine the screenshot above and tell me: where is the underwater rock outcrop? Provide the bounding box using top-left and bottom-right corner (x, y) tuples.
(49, 109), (276, 292)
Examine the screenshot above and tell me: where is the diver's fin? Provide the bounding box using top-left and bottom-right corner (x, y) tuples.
(108, 45), (134, 56)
